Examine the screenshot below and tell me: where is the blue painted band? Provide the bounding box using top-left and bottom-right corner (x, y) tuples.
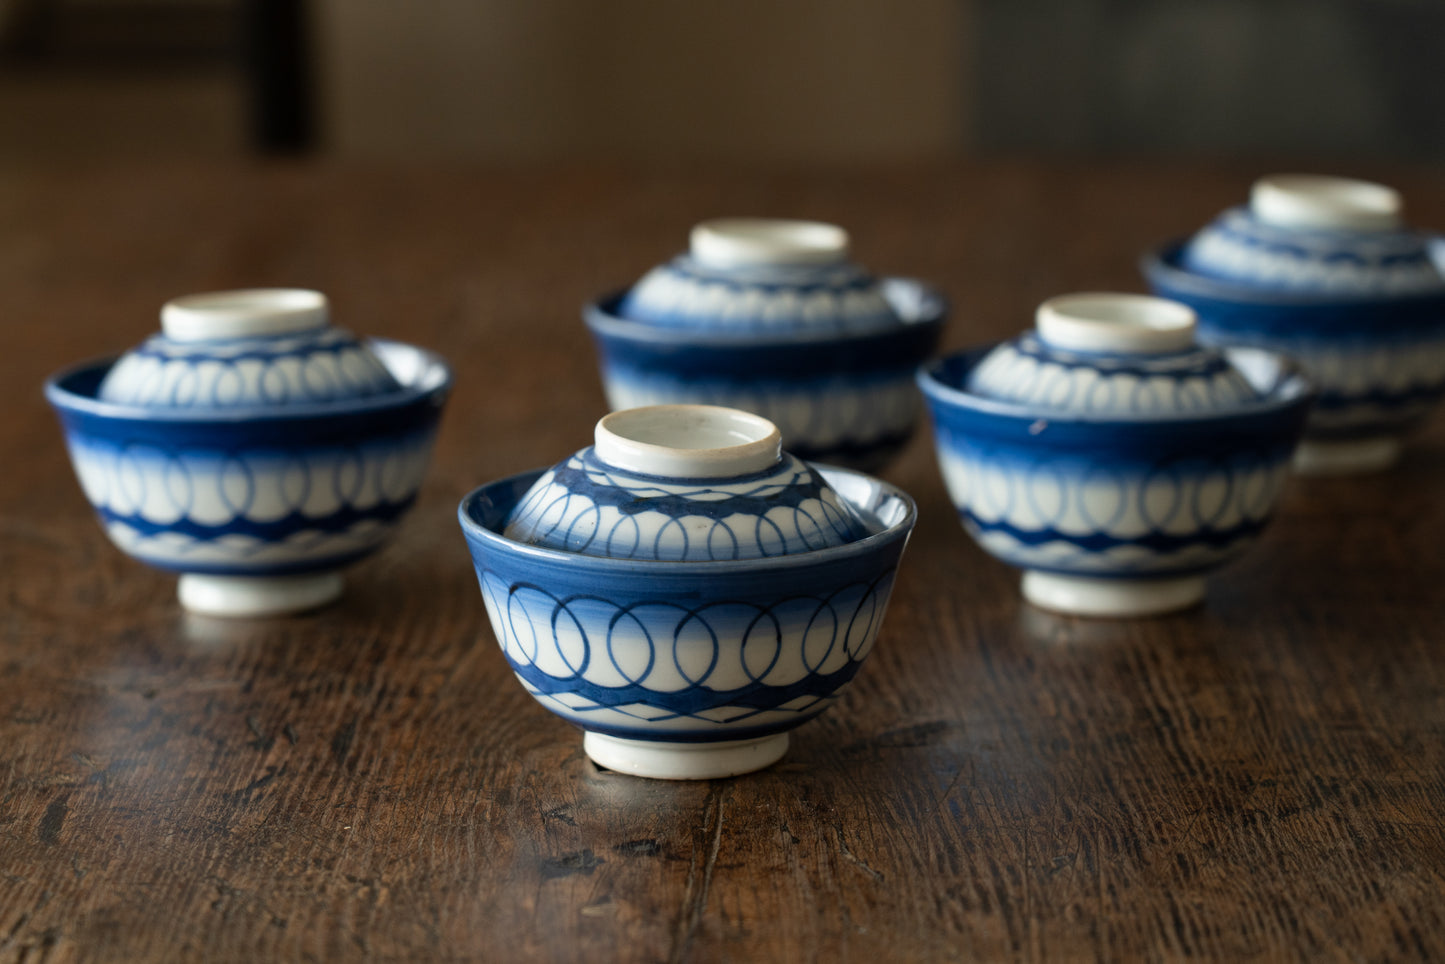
(961, 509), (1266, 554)
(918, 349), (1313, 456)
(584, 281), (945, 380)
(129, 330), (367, 363)
(460, 468), (914, 601)
(643, 257), (878, 294)
(510, 656), (862, 715)
(1007, 334), (1235, 375)
(45, 340), (451, 448)
(1180, 213), (1437, 281)
(1143, 243), (1445, 339)
(551, 449), (844, 522)
(121, 547), (378, 577)
(95, 497), (415, 542)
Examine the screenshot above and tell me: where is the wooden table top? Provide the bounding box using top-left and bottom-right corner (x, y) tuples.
(2, 160), (1443, 963)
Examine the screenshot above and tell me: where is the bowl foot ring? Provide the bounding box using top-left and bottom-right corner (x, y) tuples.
(1293, 437), (1401, 476)
(1022, 571), (1205, 618)
(178, 571), (344, 617)
(584, 732), (789, 780)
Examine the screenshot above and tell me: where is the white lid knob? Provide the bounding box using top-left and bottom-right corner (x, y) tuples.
(1250, 174), (1403, 232)
(595, 405), (782, 478)
(161, 288), (329, 341)
(689, 218), (849, 269)
(1036, 293), (1196, 354)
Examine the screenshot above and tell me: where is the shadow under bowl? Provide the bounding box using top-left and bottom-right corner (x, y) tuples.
(45, 340), (452, 616)
(583, 278), (946, 473)
(457, 465), (916, 779)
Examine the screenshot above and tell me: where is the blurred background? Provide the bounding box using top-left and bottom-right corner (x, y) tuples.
(1, 0), (1441, 166)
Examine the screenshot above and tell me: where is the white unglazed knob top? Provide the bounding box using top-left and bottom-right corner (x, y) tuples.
(161, 288), (329, 341)
(1036, 293), (1196, 354)
(595, 405), (782, 478)
(1250, 174), (1403, 232)
(689, 218), (850, 269)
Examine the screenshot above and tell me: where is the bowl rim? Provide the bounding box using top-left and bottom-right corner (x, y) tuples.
(457, 464), (917, 576)
(917, 342), (1315, 426)
(1142, 239), (1445, 308)
(584, 276), (947, 348)
(44, 338), (452, 424)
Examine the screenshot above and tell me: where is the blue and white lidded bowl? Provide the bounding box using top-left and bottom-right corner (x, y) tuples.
(918, 293), (1313, 618)
(1144, 174), (1445, 474)
(458, 404), (917, 779)
(46, 289), (452, 617)
(584, 218), (946, 472)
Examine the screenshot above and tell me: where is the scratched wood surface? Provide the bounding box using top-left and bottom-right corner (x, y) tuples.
(1, 162), (1443, 963)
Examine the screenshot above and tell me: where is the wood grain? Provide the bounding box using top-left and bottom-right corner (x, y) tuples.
(2, 161), (1443, 962)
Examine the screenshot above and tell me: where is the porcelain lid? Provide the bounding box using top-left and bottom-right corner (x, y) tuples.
(502, 405), (870, 561)
(1179, 174), (1444, 296)
(96, 288), (403, 409)
(613, 218), (902, 334)
(965, 293), (1264, 417)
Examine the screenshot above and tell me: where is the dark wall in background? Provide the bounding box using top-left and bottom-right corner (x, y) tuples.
(974, 0), (1445, 161)
(3, 0), (1443, 163)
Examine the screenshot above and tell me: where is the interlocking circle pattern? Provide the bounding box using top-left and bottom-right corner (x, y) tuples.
(478, 568), (896, 735)
(503, 450), (867, 561)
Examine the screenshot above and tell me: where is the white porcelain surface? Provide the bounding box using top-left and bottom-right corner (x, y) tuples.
(1022, 572), (1206, 618)
(583, 732), (790, 780)
(592, 404), (780, 477)
(1035, 292), (1197, 354)
(1250, 175), (1402, 232)
(178, 572), (345, 618)
(161, 288), (330, 341)
(689, 218), (849, 269)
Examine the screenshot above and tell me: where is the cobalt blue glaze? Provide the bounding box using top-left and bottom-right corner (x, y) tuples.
(458, 466), (915, 744)
(1145, 242), (1445, 441)
(46, 340), (451, 578)
(584, 279), (946, 471)
(1147, 242), (1445, 338)
(918, 346), (1313, 582)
